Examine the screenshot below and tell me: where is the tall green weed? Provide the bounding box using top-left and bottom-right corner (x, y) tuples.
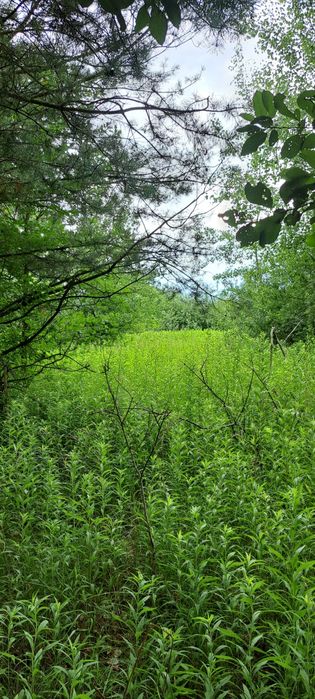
(0, 330), (314, 697)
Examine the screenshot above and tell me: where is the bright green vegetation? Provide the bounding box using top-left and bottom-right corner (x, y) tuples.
(212, 0), (315, 343)
(1, 329), (315, 698)
(1, 2), (314, 696)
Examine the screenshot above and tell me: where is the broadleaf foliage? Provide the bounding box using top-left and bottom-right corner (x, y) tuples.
(241, 130), (267, 155)
(77, 0), (256, 43)
(224, 87), (315, 247)
(244, 182), (273, 208)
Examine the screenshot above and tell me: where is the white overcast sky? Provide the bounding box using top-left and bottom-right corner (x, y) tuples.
(153, 33), (261, 287)
(165, 34), (258, 99)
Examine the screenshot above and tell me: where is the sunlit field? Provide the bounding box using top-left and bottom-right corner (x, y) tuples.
(1, 330), (314, 698)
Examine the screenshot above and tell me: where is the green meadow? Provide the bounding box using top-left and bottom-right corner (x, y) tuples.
(1, 330), (315, 698)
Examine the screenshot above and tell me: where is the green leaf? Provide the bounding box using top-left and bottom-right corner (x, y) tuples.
(300, 149), (315, 168)
(280, 167), (310, 180)
(253, 90), (268, 117)
(252, 116), (273, 127)
(162, 0), (181, 28)
(241, 130), (267, 156)
(280, 175), (315, 203)
(99, 0), (120, 11)
(304, 134), (315, 149)
(265, 656), (294, 670)
(149, 6), (168, 44)
(99, 0), (132, 11)
(281, 135), (304, 158)
(306, 229), (315, 247)
(236, 222), (261, 245)
(284, 210), (301, 226)
(135, 5), (150, 31)
(99, 0), (113, 9)
(259, 220), (281, 246)
(293, 190), (313, 208)
(236, 214), (282, 247)
(261, 90), (276, 117)
(240, 112), (255, 121)
(242, 685), (251, 699)
(269, 129), (279, 146)
(115, 0), (134, 7)
(219, 209), (237, 227)
(237, 125), (261, 134)
(244, 181), (273, 208)
(279, 180), (300, 204)
(38, 619), (49, 633)
(297, 90), (315, 118)
(274, 93), (296, 119)
(272, 208), (286, 223)
(98, 0), (133, 7)
(116, 10), (126, 30)
(220, 628), (242, 639)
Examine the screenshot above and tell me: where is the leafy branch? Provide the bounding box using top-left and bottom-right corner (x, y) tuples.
(221, 88), (315, 247)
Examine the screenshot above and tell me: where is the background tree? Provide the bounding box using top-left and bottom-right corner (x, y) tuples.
(209, 0), (315, 342)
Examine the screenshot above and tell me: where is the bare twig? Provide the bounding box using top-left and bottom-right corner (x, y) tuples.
(184, 362), (242, 439)
(103, 362), (169, 572)
(247, 363), (280, 411)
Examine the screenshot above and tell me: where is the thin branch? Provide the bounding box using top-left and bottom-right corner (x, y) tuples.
(103, 362), (158, 571)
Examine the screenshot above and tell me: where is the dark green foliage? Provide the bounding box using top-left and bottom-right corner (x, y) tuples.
(241, 130), (267, 155)
(1, 0), (236, 385)
(72, 0), (256, 44)
(149, 4), (168, 43)
(227, 88), (315, 247)
(244, 182), (273, 208)
(253, 89), (275, 117)
(135, 4), (150, 30)
(162, 0), (181, 28)
(297, 89), (315, 118)
(158, 290), (215, 331)
(217, 236), (315, 341)
(212, 0), (315, 344)
(269, 128), (279, 146)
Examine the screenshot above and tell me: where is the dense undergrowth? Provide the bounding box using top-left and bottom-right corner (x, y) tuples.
(0, 330), (315, 698)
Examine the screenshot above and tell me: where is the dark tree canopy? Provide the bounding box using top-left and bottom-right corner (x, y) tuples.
(0, 0), (256, 389)
(221, 88), (315, 248)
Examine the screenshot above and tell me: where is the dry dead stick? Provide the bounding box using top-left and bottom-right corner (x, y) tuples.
(103, 363), (165, 573)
